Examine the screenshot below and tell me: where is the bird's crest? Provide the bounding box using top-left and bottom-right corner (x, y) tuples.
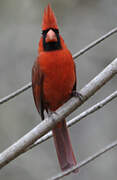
(42, 4), (58, 31)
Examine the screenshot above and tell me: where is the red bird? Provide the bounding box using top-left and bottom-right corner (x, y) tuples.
(32, 4), (79, 172)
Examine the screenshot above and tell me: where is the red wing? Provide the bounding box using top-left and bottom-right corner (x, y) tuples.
(32, 60), (45, 120)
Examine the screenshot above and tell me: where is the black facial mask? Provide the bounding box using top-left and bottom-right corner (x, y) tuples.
(42, 28), (61, 51)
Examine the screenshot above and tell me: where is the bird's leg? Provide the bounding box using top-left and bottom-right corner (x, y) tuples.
(46, 109), (58, 118)
(71, 90), (84, 102)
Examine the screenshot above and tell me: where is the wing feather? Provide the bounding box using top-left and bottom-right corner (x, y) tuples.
(32, 60), (45, 120)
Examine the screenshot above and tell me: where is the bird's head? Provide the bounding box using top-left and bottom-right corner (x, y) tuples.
(39, 4), (62, 52)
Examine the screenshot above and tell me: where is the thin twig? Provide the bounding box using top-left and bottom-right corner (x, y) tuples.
(73, 27), (117, 59)
(0, 82), (32, 104)
(0, 58), (116, 169)
(49, 139), (117, 180)
(0, 27), (117, 105)
(26, 90), (117, 151)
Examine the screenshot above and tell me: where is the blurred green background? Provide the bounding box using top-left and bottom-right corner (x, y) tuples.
(0, 0), (117, 180)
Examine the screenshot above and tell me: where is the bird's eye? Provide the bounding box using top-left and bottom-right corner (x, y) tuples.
(42, 29), (50, 36)
(53, 29), (59, 34)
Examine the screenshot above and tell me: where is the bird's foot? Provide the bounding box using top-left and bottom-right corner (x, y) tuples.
(71, 90), (84, 102)
(47, 109), (58, 118)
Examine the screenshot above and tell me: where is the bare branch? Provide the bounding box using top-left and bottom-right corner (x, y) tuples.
(0, 27), (117, 105)
(0, 82), (32, 104)
(0, 58), (116, 169)
(26, 90), (117, 151)
(49, 139), (117, 180)
(73, 27), (117, 58)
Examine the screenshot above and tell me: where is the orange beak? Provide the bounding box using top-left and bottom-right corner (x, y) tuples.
(45, 29), (57, 43)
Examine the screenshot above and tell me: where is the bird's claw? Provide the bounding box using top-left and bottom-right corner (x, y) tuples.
(72, 90), (84, 102)
(47, 110), (58, 118)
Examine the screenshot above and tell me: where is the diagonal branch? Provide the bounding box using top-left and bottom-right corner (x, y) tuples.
(49, 139), (117, 180)
(25, 90), (117, 152)
(0, 58), (117, 169)
(73, 27), (117, 58)
(0, 82), (32, 104)
(0, 27), (117, 105)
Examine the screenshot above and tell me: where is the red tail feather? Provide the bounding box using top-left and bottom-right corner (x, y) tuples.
(52, 119), (78, 173)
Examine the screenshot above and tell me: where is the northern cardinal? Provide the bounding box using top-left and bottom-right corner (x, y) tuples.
(32, 4), (79, 172)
